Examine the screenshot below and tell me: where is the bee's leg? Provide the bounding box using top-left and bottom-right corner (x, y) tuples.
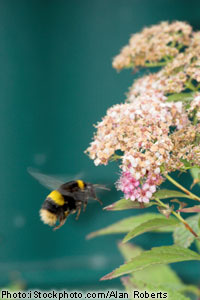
(89, 186), (103, 205)
(53, 217), (66, 231)
(65, 210), (70, 217)
(53, 211), (69, 231)
(83, 201), (88, 212)
(94, 197), (103, 205)
(76, 205), (81, 220)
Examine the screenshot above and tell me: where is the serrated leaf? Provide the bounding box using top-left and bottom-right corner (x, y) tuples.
(104, 199), (156, 211)
(134, 264), (182, 286)
(123, 217), (179, 243)
(86, 213), (163, 239)
(154, 189), (191, 199)
(119, 244), (200, 298)
(100, 245), (200, 280)
(118, 243), (182, 285)
(173, 214), (200, 248)
(167, 92), (194, 103)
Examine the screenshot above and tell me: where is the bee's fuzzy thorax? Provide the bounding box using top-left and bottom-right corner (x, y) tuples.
(40, 209), (57, 226)
(76, 180), (85, 190)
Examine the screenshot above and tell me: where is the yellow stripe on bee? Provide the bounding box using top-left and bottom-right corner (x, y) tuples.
(48, 190), (65, 206)
(76, 180), (84, 190)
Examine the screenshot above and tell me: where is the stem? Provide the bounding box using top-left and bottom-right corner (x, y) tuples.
(193, 113), (198, 126)
(110, 154), (123, 161)
(166, 174), (200, 202)
(177, 43), (184, 51)
(185, 79), (197, 92)
(144, 61), (168, 67)
(155, 198), (199, 238)
(172, 211), (198, 238)
(196, 82), (200, 91)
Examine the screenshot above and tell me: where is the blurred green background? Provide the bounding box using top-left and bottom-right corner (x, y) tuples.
(0, 0), (200, 290)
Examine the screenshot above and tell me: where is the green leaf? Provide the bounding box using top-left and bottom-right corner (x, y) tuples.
(100, 245), (200, 280)
(167, 92), (194, 103)
(104, 199), (156, 211)
(173, 214), (200, 248)
(134, 265), (182, 287)
(190, 167), (200, 187)
(118, 243), (182, 285)
(195, 239), (200, 254)
(121, 277), (191, 300)
(120, 277), (134, 298)
(119, 244), (200, 298)
(180, 158), (193, 169)
(154, 189), (191, 199)
(123, 217), (179, 243)
(86, 213), (161, 239)
(118, 242), (142, 261)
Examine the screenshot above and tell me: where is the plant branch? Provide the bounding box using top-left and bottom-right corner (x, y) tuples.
(166, 175), (200, 202)
(155, 198), (199, 238)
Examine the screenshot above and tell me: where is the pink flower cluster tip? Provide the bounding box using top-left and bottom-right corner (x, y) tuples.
(117, 171), (162, 203)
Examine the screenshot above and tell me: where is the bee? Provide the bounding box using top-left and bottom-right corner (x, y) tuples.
(28, 168), (109, 230)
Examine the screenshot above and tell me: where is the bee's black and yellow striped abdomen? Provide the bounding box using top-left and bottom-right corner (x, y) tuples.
(40, 190), (66, 226)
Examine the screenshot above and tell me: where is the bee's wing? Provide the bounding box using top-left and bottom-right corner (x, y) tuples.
(28, 167), (84, 191)
(28, 168), (65, 190)
(61, 183), (110, 202)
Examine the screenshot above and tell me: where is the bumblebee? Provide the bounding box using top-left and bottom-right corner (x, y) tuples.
(28, 168), (108, 230)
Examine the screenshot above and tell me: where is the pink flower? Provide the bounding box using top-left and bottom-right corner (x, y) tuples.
(117, 171), (163, 203)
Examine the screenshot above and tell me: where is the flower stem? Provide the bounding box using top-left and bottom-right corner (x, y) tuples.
(185, 79), (197, 92)
(110, 154), (123, 162)
(166, 174), (200, 202)
(144, 61), (168, 67)
(155, 198), (199, 238)
(196, 82), (200, 91)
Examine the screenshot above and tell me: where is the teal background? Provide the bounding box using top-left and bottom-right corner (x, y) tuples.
(0, 0), (200, 289)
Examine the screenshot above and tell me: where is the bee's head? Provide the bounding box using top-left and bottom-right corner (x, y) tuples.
(85, 182), (93, 190)
(83, 183), (96, 199)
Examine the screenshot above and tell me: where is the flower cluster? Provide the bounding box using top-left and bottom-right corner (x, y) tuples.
(127, 74), (166, 102)
(112, 21), (192, 71)
(117, 171), (163, 203)
(189, 93), (200, 120)
(168, 124), (200, 171)
(86, 96), (189, 202)
(86, 21), (200, 203)
(127, 31), (200, 96)
(163, 32), (200, 85)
